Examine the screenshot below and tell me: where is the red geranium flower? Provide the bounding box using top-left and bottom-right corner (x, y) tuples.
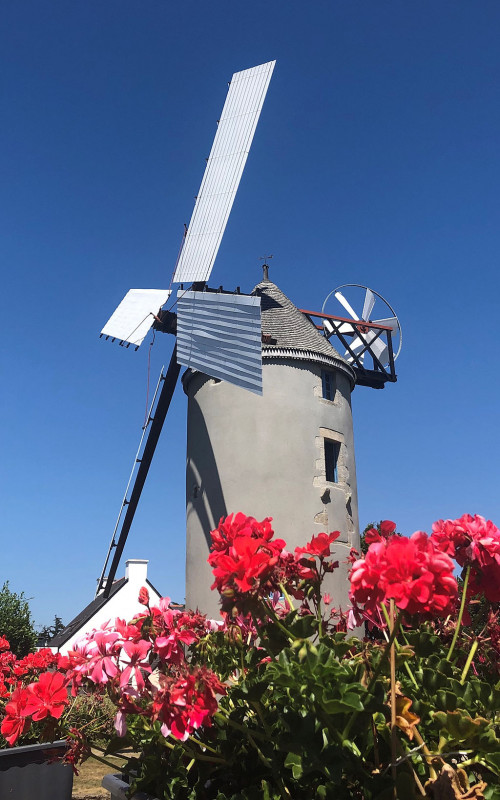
(364, 520), (397, 546)
(295, 531), (340, 558)
(210, 513), (275, 554)
(138, 586), (150, 606)
(153, 666), (226, 742)
(1, 686), (32, 744)
(209, 514), (286, 607)
(25, 671), (69, 721)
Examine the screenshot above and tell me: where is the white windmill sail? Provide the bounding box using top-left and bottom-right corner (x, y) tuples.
(176, 291), (262, 394)
(172, 60), (276, 285)
(101, 288), (171, 347)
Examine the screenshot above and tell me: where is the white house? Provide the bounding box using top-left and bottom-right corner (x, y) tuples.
(50, 559), (166, 655)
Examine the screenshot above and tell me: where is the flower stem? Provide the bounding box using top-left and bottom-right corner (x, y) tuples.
(459, 639), (479, 685)
(413, 728), (438, 781)
(214, 711), (268, 741)
(389, 600), (397, 795)
(380, 602), (418, 689)
(181, 745), (227, 765)
(279, 582), (294, 613)
(260, 600), (295, 643)
(447, 565), (471, 662)
(187, 735), (220, 755)
(88, 750), (127, 772)
(341, 615), (401, 742)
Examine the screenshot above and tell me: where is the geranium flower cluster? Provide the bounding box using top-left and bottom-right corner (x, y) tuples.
(209, 512), (287, 609)
(0, 640), (68, 745)
(209, 513), (342, 617)
(432, 514), (500, 601)
(68, 598), (224, 743)
(350, 530), (458, 624)
(0, 597), (225, 757)
(363, 520), (397, 546)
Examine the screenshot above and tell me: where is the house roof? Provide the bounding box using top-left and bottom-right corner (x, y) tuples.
(50, 574), (177, 650)
(253, 279), (356, 386)
(49, 578), (128, 649)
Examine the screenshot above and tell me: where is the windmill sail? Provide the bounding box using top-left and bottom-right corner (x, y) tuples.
(101, 289), (171, 347)
(177, 291), (263, 394)
(172, 61), (276, 285)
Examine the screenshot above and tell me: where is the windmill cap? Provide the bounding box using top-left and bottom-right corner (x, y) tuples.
(253, 279), (356, 387)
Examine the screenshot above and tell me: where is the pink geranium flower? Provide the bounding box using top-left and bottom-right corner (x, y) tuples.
(119, 640), (152, 691)
(350, 530), (457, 622)
(432, 514), (500, 601)
(83, 629), (121, 685)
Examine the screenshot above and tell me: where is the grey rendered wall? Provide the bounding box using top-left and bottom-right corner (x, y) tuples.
(184, 359), (359, 618)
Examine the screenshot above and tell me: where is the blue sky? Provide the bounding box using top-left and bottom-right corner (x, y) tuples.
(2, 1), (500, 629)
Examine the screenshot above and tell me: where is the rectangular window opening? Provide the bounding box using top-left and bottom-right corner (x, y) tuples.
(324, 439), (340, 483)
(322, 370), (335, 401)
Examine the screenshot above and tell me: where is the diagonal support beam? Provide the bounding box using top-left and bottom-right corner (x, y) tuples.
(102, 346), (181, 597)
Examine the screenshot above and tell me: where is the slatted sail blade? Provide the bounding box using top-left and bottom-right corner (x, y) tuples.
(172, 61), (275, 285)
(177, 291), (262, 394)
(362, 289), (376, 321)
(101, 289), (171, 347)
(334, 291), (359, 321)
(372, 316), (399, 332)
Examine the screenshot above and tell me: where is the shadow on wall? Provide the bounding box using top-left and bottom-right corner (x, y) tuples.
(186, 387), (227, 549)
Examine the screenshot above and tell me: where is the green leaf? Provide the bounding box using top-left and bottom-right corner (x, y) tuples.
(104, 734), (134, 755)
(435, 689), (457, 712)
(321, 692), (364, 714)
(432, 709), (495, 745)
(284, 752), (303, 779)
(483, 752), (500, 777)
(289, 614), (318, 639)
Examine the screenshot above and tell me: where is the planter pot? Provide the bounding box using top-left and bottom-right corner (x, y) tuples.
(0, 740), (73, 800)
(102, 772), (159, 800)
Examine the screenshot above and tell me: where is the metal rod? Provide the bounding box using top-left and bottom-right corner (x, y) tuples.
(300, 309), (393, 331)
(386, 330), (396, 381)
(101, 346), (181, 597)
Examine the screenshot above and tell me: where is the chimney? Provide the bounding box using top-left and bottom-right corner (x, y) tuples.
(125, 559), (149, 585)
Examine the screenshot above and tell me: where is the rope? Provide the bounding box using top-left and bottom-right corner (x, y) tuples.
(144, 329), (156, 428)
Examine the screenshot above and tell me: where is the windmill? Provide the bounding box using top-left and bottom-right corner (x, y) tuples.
(96, 61), (402, 615)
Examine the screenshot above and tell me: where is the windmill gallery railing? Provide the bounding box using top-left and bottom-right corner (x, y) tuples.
(300, 309), (397, 389)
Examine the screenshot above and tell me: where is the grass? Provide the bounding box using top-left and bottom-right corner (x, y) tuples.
(72, 753), (126, 799)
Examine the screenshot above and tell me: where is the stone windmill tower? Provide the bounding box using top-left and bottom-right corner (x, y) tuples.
(184, 269), (359, 617)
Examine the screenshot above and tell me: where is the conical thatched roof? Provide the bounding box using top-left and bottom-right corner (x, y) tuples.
(253, 278), (355, 386)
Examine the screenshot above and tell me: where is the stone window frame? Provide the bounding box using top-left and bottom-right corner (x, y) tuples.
(321, 369), (336, 401)
(314, 428), (346, 488)
(314, 368), (340, 407)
